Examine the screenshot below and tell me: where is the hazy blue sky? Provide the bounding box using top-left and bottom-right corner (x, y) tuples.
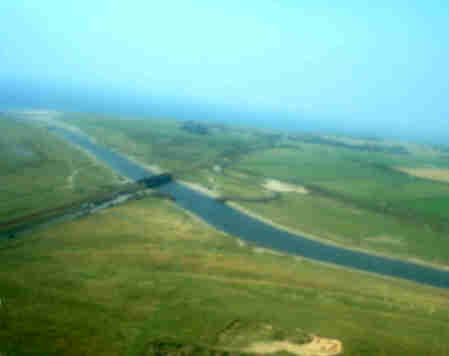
(1, 1), (448, 139)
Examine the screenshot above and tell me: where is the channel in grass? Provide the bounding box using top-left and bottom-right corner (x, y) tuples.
(59, 112), (449, 266)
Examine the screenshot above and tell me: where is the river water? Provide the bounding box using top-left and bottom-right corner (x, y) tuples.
(52, 127), (449, 289)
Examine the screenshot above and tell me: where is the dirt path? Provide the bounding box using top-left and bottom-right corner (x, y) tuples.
(245, 335), (343, 356)
(263, 179), (308, 194)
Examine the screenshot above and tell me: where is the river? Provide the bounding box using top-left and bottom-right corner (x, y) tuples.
(51, 127), (449, 289)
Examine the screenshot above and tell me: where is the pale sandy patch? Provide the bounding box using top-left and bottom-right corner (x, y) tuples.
(180, 181), (221, 198)
(406, 258), (449, 271)
(236, 239), (246, 247)
(396, 167), (449, 183)
(144, 164), (163, 174)
(253, 247), (284, 256)
(245, 336), (342, 356)
(118, 153), (164, 175)
(263, 179), (308, 194)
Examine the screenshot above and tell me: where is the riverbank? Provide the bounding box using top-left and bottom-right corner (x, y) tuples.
(55, 112), (449, 267)
(173, 178), (449, 273)
(40, 121), (449, 288)
(228, 201), (449, 272)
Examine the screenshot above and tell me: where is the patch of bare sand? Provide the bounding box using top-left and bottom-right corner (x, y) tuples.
(263, 179), (308, 194)
(144, 163), (163, 174)
(180, 181), (221, 198)
(253, 247), (284, 256)
(236, 239), (246, 247)
(120, 153), (164, 175)
(395, 167), (449, 183)
(245, 336), (342, 356)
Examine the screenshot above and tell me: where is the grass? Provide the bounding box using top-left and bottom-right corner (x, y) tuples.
(58, 113), (449, 266)
(237, 192), (449, 265)
(1, 197), (449, 355)
(236, 146), (449, 209)
(0, 116), (124, 223)
(60, 114), (272, 175)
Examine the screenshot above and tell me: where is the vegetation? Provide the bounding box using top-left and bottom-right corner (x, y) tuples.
(0, 116), (124, 223)
(286, 133), (409, 154)
(236, 145), (449, 221)
(1, 197), (449, 355)
(2, 111), (449, 355)
(59, 114), (279, 175)
(59, 113), (449, 267)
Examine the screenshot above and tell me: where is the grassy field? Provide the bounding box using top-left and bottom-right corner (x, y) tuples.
(0, 116), (124, 223)
(236, 145), (449, 221)
(1, 197), (449, 355)
(58, 113), (449, 267)
(60, 113), (273, 175)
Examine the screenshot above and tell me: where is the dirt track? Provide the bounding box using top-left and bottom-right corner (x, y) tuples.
(245, 335), (343, 356)
(263, 179), (308, 194)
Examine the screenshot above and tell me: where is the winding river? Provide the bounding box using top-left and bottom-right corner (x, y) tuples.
(52, 127), (449, 289)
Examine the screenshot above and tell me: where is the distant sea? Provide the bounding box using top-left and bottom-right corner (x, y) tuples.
(1, 78), (447, 145)
(0, 78), (335, 131)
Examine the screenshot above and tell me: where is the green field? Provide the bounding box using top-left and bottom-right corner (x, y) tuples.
(3, 111), (449, 355)
(236, 145), (449, 220)
(1, 197), (449, 356)
(0, 116), (124, 223)
(58, 113), (449, 267)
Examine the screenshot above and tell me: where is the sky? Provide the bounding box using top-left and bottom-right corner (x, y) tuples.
(1, 0), (448, 141)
